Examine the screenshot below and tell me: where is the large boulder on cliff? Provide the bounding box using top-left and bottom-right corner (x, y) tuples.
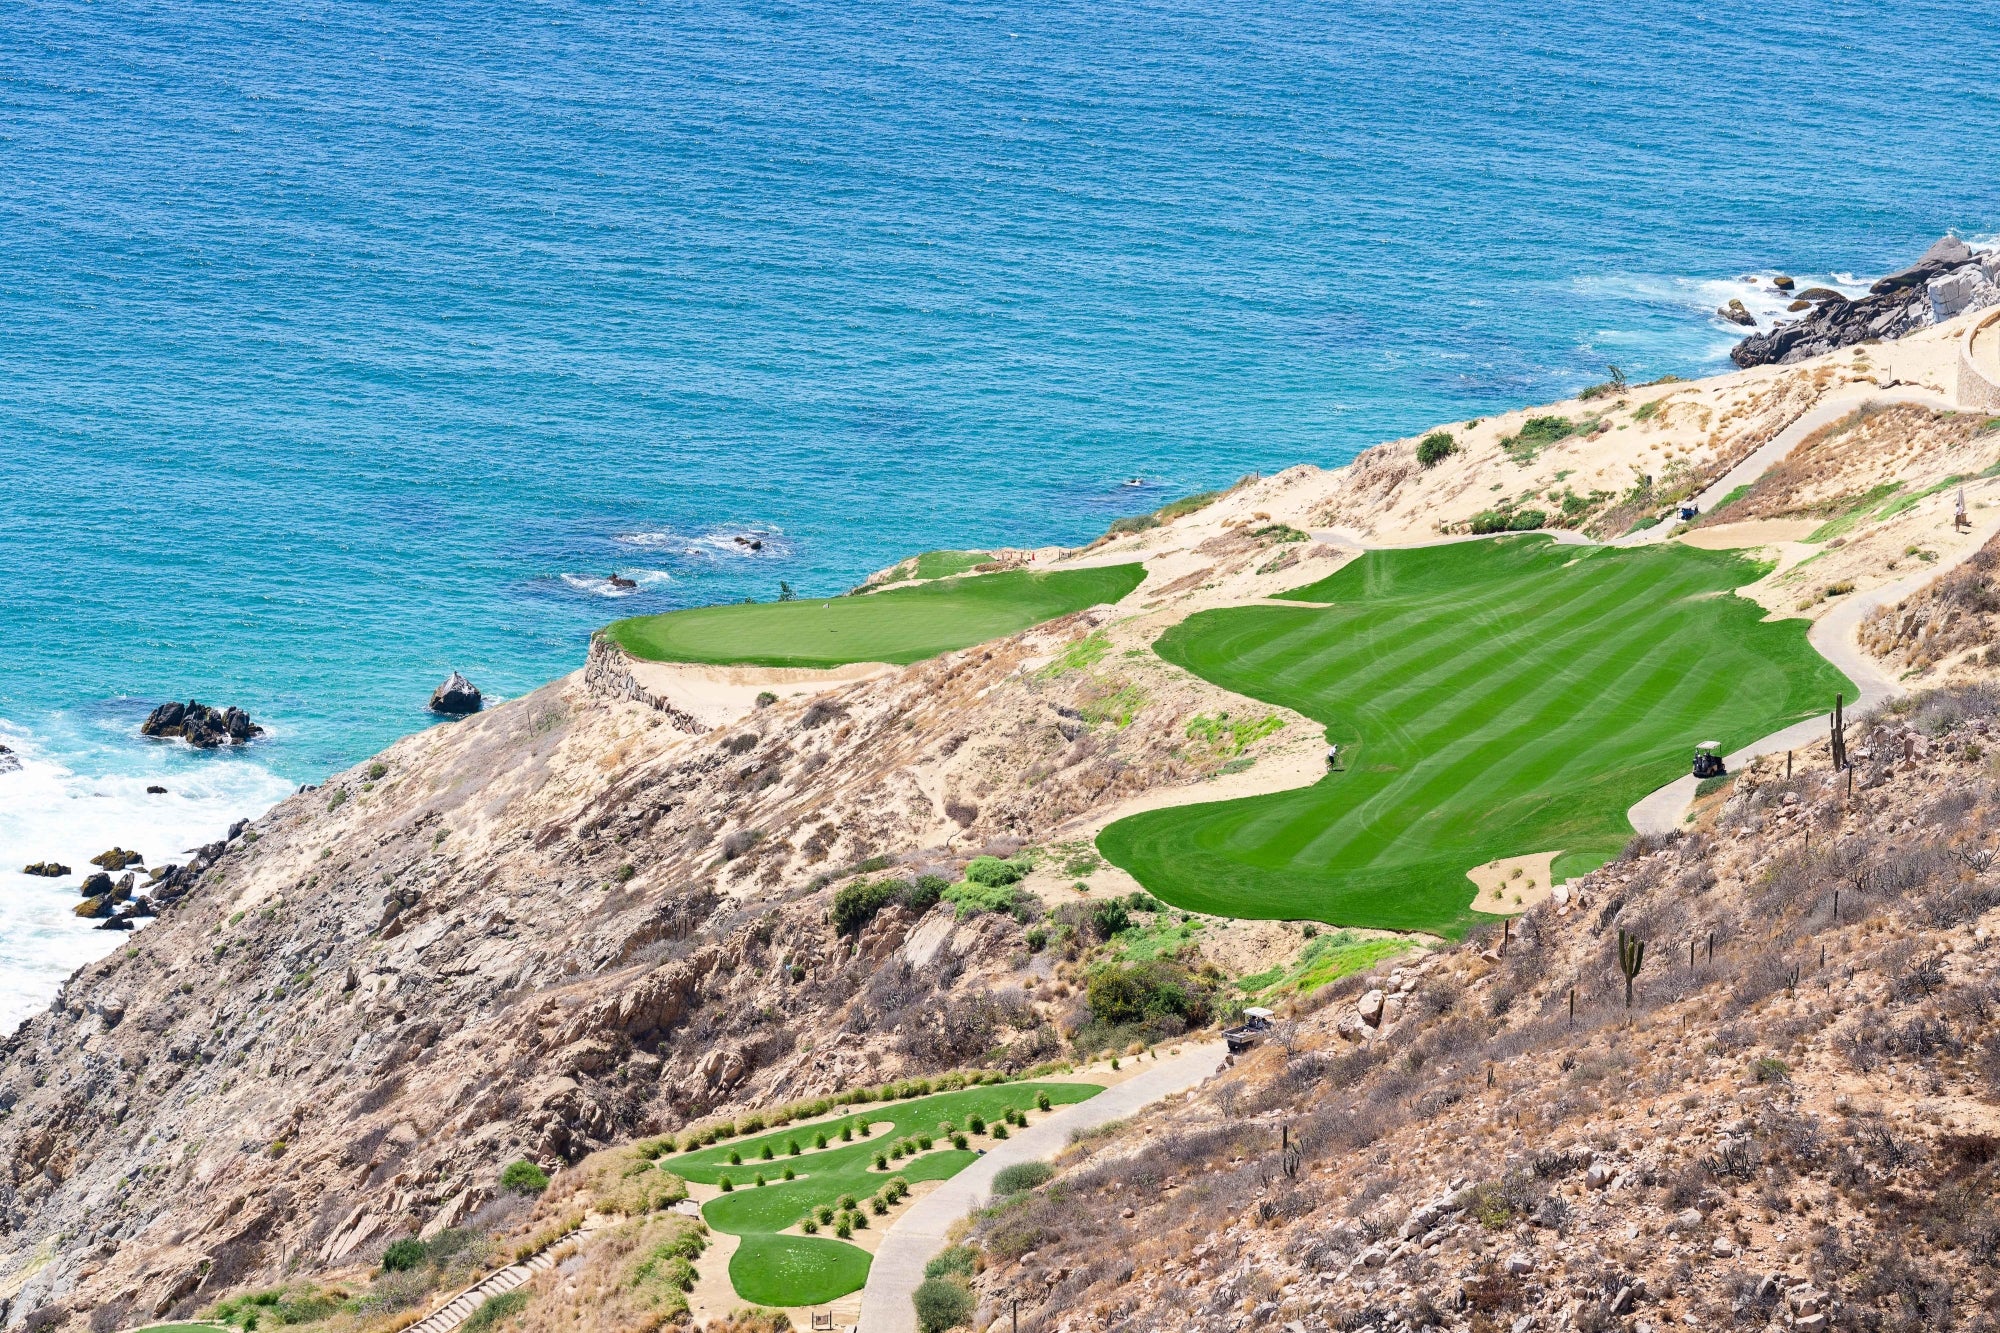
(429, 671), (484, 715)
(1872, 235), (1974, 294)
(140, 700), (263, 748)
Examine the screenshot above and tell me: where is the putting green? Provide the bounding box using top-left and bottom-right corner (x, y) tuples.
(605, 564), (1145, 668)
(1098, 536), (1850, 936)
(673, 1082), (1100, 1306)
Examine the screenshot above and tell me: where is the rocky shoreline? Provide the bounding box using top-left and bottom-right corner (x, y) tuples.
(1730, 235), (1998, 367)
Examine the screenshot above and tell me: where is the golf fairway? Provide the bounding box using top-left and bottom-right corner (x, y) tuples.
(1097, 536), (1851, 935)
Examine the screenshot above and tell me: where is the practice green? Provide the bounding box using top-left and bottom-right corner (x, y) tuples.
(1098, 536), (1851, 935)
(605, 564), (1145, 668)
(673, 1082), (1100, 1306)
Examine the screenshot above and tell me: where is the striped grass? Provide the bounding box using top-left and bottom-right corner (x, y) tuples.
(1098, 536), (1850, 936)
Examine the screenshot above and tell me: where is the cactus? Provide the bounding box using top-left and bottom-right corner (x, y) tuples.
(1618, 929), (1646, 1007)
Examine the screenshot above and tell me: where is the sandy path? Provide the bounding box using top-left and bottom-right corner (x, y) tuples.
(855, 1042), (1227, 1333)
(1613, 387), (1952, 548)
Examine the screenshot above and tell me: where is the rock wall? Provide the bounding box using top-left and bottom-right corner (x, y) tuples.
(580, 635), (707, 734)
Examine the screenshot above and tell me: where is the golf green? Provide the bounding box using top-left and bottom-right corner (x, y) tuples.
(605, 564), (1145, 668)
(672, 1082), (1100, 1306)
(1098, 536), (1851, 936)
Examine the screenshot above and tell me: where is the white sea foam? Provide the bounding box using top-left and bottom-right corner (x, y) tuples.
(0, 721), (295, 1033)
(612, 524), (792, 561)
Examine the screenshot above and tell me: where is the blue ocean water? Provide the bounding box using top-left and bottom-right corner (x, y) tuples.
(1, 0), (1997, 1020)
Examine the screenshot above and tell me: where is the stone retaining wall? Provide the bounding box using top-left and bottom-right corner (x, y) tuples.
(1962, 308), (2000, 413)
(582, 635), (708, 734)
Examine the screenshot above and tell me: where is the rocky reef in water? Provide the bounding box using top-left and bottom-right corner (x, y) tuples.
(1731, 235), (1999, 368)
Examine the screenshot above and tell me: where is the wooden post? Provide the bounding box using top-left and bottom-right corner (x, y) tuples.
(1833, 889), (1840, 924)
(1707, 930), (1714, 963)
(1787, 750), (1793, 779)
(1568, 987), (1575, 1026)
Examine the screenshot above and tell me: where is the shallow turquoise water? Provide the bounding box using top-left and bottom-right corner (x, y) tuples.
(0, 0), (1996, 1022)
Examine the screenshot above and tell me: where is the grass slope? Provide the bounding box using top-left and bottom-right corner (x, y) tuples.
(1098, 536), (1851, 935)
(606, 565), (1145, 668)
(673, 1082), (1100, 1306)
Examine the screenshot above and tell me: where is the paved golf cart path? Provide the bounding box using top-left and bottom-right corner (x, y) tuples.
(1308, 386), (1982, 837)
(1612, 386), (1950, 547)
(857, 1042), (1227, 1333)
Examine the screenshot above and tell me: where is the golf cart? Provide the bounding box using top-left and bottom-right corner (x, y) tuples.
(1224, 1006), (1275, 1054)
(1691, 740), (1725, 780)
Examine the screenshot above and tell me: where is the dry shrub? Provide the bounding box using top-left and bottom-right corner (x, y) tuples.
(540, 1145), (689, 1219)
(512, 1214), (708, 1333)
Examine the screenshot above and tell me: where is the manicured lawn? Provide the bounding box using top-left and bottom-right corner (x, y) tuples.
(911, 550), (993, 580)
(673, 1082), (1101, 1307)
(605, 564), (1145, 668)
(1098, 536), (1851, 936)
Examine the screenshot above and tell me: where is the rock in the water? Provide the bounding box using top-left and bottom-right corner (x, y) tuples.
(75, 894), (113, 919)
(90, 847), (144, 871)
(140, 700), (263, 748)
(429, 671), (484, 715)
(79, 872), (113, 897)
(0, 744), (17, 774)
(1795, 287), (1847, 305)
(22, 861), (70, 878)
(1772, 274), (1794, 291)
(1717, 298), (1756, 327)
(146, 784), (168, 795)
(1787, 299), (1810, 312)
(607, 573), (638, 590)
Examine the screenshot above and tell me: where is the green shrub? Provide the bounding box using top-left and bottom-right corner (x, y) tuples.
(835, 1216), (853, 1240)
(991, 1123), (1009, 1139)
(1416, 431), (1457, 467)
(963, 855), (1030, 887)
(1085, 959), (1214, 1027)
(833, 876), (946, 937)
(925, 1246), (978, 1280)
(951, 1132), (968, 1150)
(967, 1114), (986, 1134)
(1035, 1091), (1051, 1111)
(381, 1238), (428, 1273)
(943, 879), (1023, 919)
(802, 1218), (818, 1234)
(1090, 899), (1131, 939)
(500, 1159), (550, 1195)
(991, 1161), (1054, 1195)
(718, 1175), (733, 1192)
(913, 1275), (976, 1333)
(462, 1291), (527, 1333)
(817, 1205), (835, 1224)
(728, 1150), (742, 1166)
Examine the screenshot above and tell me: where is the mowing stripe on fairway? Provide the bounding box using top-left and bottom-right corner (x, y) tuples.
(605, 564), (1145, 668)
(1098, 536), (1851, 936)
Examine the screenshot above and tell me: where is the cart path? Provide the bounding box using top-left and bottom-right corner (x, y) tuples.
(855, 1042), (1227, 1333)
(1612, 386), (1950, 546)
(1628, 505), (2000, 833)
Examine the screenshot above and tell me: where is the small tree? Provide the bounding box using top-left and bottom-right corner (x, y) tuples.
(1416, 431), (1458, 468)
(500, 1159), (550, 1195)
(778, 582), (799, 602)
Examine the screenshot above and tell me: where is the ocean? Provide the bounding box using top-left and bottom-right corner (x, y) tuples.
(2, 0), (1997, 1028)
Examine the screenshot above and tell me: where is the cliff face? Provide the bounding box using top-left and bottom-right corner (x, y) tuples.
(0, 606), (1303, 1330)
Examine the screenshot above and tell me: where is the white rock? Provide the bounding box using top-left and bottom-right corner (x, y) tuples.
(1711, 1235), (1735, 1258)
(1357, 989), (1385, 1025)
(1584, 1162), (1614, 1189)
(1382, 993), (1407, 1024)
(1931, 265), (1996, 321)
(1504, 1253), (1534, 1275)
(1551, 884), (1570, 907)
(1674, 1208), (1703, 1232)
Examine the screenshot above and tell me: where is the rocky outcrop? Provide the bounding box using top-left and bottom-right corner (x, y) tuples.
(1716, 298), (1755, 327)
(88, 848), (143, 871)
(20, 862), (69, 878)
(428, 672), (484, 715)
(580, 636), (707, 734)
(139, 700), (263, 747)
(0, 745), (17, 775)
(1731, 235), (1992, 367)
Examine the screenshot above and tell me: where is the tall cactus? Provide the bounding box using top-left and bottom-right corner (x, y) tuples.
(1618, 929), (1646, 1007)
